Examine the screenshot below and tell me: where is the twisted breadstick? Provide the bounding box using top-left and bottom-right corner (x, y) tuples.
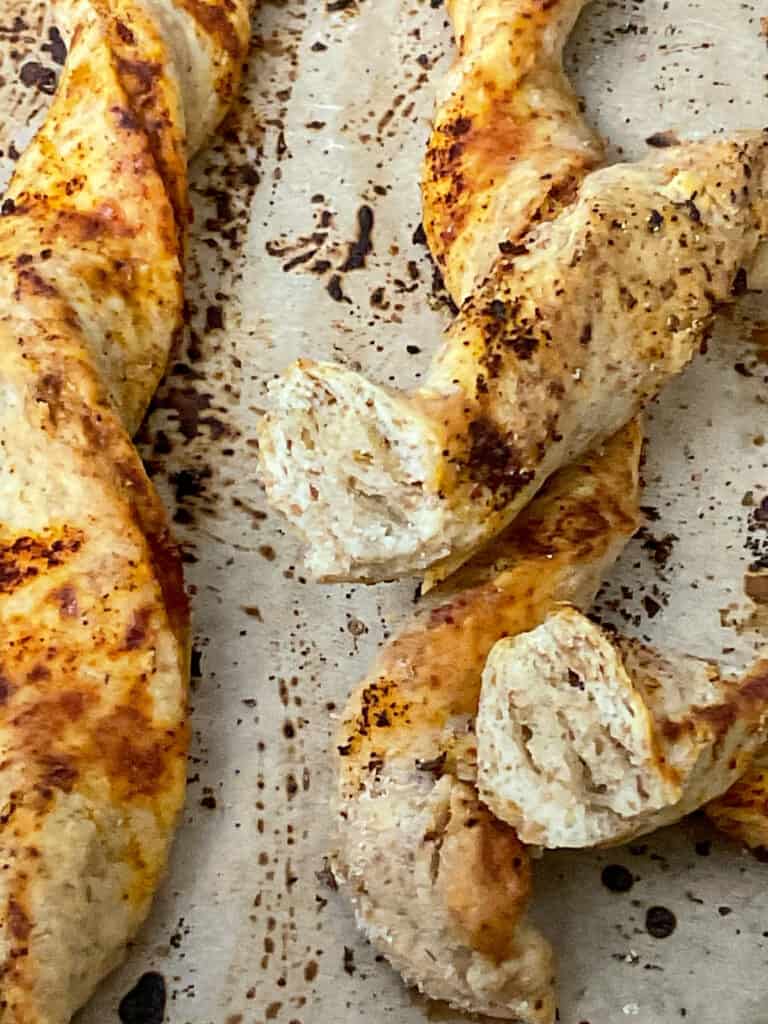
(258, 0), (768, 586)
(331, 423), (642, 1021)
(331, 2), (640, 1019)
(0, 3), (249, 1021)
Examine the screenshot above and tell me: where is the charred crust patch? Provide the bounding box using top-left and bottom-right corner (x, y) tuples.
(0, 529), (84, 594)
(463, 417), (534, 500)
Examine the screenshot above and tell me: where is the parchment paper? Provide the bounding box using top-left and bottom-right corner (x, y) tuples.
(3, 1), (768, 1021)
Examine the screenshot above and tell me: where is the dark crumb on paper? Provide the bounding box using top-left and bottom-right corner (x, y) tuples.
(695, 839), (712, 857)
(42, 26), (66, 65)
(20, 60), (57, 94)
(340, 205), (374, 272)
(601, 864), (634, 893)
(732, 267), (748, 297)
(327, 0), (356, 9)
(412, 222), (427, 246)
(646, 130), (681, 148)
(343, 946), (356, 975)
(642, 595), (661, 618)
(645, 905), (677, 939)
(327, 274), (350, 303)
(200, 794), (217, 809)
(638, 528), (678, 569)
(118, 972), (166, 1024)
(316, 857), (338, 890)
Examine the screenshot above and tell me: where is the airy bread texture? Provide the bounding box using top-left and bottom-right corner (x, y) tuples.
(477, 607), (768, 849)
(331, 424), (642, 1021)
(259, 132), (768, 584)
(0, 2), (249, 1021)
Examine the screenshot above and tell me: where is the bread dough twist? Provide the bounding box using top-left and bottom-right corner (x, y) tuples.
(258, 0), (768, 588)
(0, 3), (249, 1021)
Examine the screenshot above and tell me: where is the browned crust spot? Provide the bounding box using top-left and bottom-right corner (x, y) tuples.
(0, 528), (84, 595)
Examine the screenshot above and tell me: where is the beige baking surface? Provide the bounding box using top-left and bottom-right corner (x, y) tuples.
(2, 1), (768, 1021)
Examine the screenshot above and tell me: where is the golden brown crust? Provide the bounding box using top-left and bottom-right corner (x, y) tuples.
(424, 0), (602, 302)
(437, 787), (532, 962)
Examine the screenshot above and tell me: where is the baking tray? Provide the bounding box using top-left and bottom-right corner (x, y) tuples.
(3, 0), (768, 1021)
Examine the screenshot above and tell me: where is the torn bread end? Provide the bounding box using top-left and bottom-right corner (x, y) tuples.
(257, 361), (455, 581)
(477, 606), (768, 849)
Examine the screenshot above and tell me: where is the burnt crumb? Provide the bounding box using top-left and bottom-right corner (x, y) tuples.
(412, 222), (427, 246)
(638, 528), (678, 568)
(746, 498), (768, 571)
(19, 61), (57, 95)
(645, 905), (677, 939)
(406, 344), (421, 355)
(206, 304), (224, 331)
(316, 857), (338, 890)
(190, 647), (203, 678)
(732, 267), (749, 297)
(642, 595), (662, 618)
(339, 205), (374, 272)
(311, 40), (328, 52)
(567, 669), (585, 690)
(200, 794), (217, 809)
(647, 209), (664, 232)
(170, 466), (211, 504)
(428, 261), (459, 316)
(681, 198), (701, 224)
(327, 0), (356, 9)
(327, 274), (351, 303)
(42, 26), (66, 65)
(646, 130), (681, 148)
(718, 905), (733, 917)
(343, 946), (356, 975)
(498, 240), (529, 257)
(118, 972), (166, 1024)
(601, 864), (634, 893)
